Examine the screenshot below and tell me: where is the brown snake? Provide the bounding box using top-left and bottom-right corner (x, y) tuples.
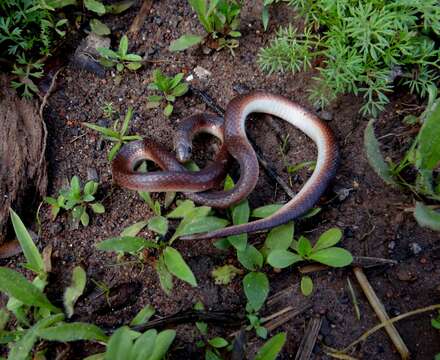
(112, 92), (339, 240)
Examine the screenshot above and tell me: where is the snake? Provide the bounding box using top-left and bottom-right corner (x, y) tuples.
(112, 92), (339, 241)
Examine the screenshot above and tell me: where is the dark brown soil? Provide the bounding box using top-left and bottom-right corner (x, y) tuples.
(1, 1), (440, 359)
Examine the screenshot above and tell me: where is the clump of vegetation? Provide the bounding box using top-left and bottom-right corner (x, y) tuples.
(146, 70), (189, 117)
(169, 0), (241, 55)
(365, 89), (440, 231)
(44, 175), (105, 227)
(258, 0), (440, 117)
(84, 106), (142, 160)
(97, 35), (143, 72)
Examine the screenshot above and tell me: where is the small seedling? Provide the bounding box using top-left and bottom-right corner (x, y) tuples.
(84, 106), (142, 160)
(146, 70), (189, 117)
(211, 264), (243, 285)
(44, 176), (105, 227)
(101, 101), (117, 119)
(169, 0), (241, 55)
(98, 35), (142, 72)
(10, 55), (44, 99)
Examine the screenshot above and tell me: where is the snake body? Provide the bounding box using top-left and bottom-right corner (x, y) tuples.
(112, 92), (339, 240)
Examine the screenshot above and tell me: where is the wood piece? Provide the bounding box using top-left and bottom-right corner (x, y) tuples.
(190, 86), (296, 199)
(265, 304), (311, 332)
(352, 256), (397, 268)
(294, 317), (322, 360)
(0, 75), (47, 243)
(128, 0), (154, 35)
(353, 267), (410, 359)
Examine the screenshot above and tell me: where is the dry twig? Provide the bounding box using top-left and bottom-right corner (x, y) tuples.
(128, 0), (154, 35)
(294, 317), (322, 360)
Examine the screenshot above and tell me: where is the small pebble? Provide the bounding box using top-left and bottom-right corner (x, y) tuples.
(87, 168), (99, 182)
(194, 66), (212, 80)
(388, 241), (396, 250)
(409, 242), (422, 255)
(233, 83), (250, 94)
(318, 110), (334, 121)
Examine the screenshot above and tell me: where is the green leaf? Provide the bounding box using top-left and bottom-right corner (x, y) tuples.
(254, 332), (287, 360)
(121, 221), (148, 237)
(211, 265), (242, 285)
(364, 119), (397, 186)
(251, 204), (283, 218)
(172, 214), (228, 242)
(116, 63), (124, 72)
(297, 236), (312, 257)
(96, 236), (159, 253)
(108, 142), (122, 161)
(130, 305), (155, 326)
(164, 103), (174, 117)
(106, 326), (138, 360)
(300, 276), (313, 296)
(126, 62), (142, 71)
(262, 6), (269, 31)
(170, 34), (203, 52)
(121, 106), (133, 136)
(171, 83), (189, 97)
(309, 248), (353, 267)
(313, 228), (342, 251)
(83, 123), (120, 139)
(148, 216), (169, 236)
(148, 329), (176, 360)
(208, 337), (228, 348)
(0, 309), (9, 331)
(148, 95), (163, 102)
(118, 35), (129, 56)
(163, 247), (197, 287)
(84, 0), (106, 15)
(0, 267), (59, 312)
(237, 244), (263, 271)
(90, 203), (105, 214)
(415, 99), (440, 170)
(130, 329), (157, 360)
(156, 255), (173, 295)
(264, 222), (294, 251)
(90, 18), (111, 35)
(84, 181), (98, 196)
(38, 322), (108, 342)
(105, 0), (135, 14)
(80, 211), (90, 227)
(64, 266), (86, 318)
(414, 202), (440, 232)
(243, 272), (269, 312)
(9, 208), (44, 274)
(167, 200), (195, 218)
(267, 250), (302, 269)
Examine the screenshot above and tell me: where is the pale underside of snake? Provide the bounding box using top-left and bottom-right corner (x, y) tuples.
(112, 92), (339, 241)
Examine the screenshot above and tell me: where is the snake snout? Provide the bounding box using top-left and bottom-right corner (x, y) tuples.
(176, 143), (192, 163)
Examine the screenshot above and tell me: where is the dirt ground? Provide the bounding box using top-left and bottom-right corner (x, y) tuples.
(1, 1), (440, 359)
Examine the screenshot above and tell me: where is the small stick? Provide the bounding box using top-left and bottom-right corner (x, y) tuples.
(352, 256), (397, 269)
(346, 277), (361, 320)
(260, 306), (294, 323)
(128, 0), (154, 35)
(298, 264), (328, 274)
(190, 86), (296, 199)
(265, 304), (311, 331)
(353, 267), (410, 359)
(294, 317), (322, 360)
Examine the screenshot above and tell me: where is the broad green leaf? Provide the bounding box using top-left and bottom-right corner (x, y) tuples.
(90, 18), (110, 35)
(211, 264), (242, 285)
(98, 48), (119, 60)
(254, 332), (287, 360)
(126, 62), (142, 71)
(364, 119), (397, 186)
(84, 0), (106, 15)
(414, 202), (440, 232)
(64, 266), (86, 318)
(251, 204), (283, 218)
(167, 200), (195, 218)
(90, 203), (105, 214)
(313, 228), (342, 251)
(130, 329), (157, 360)
(106, 327), (138, 360)
(0, 267), (59, 312)
(300, 276), (313, 296)
(237, 244), (263, 271)
(171, 83), (189, 97)
(84, 181), (98, 196)
(188, 0), (210, 31)
(205, 349), (222, 360)
(96, 236), (159, 253)
(105, 0), (135, 14)
(416, 99), (440, 170)
(80, 211), (90, 227)
(208, 337), (228, 348)
(156, 255), (173, 295)
(170, 73), (184, 88)
(309, 248), (353, 267)
(38, 322), (108, 342)
(118, 35), (129, 56)
(264, 222), (294, 251)
(267, 250), (302, 269)
(177, 216), (228, 237)
(243, 272), (269, 312)
(164, 103), (173, 117)
(121, 221), (148, 237)
(227, 178), (250, 251)
(148, 329), (176, 360)
(262, 6), (269, 31)
(130, 305), (155, 326)
(163, 247), (197, 287)
(9, 208), (44, 274)
(171, 206), (212, 241)
(148, 216), (169, 236)
(297, 236), (312, 257)
(9, 314), (64, 360)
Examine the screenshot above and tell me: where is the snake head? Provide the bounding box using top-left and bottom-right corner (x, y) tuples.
(175, 141), (192, 163)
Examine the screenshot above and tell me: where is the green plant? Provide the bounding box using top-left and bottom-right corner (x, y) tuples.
(254, 332), (287, 360)
(169, 0), (241, 55)
(364, 89), (440, 230)
(101, 101), (117, 119)
(146, 70), (189, 117)
(97, 35), (142, 72)
(258, 0), (440, 117)
(97, 199), (229, 295)
(84, 106), (142, 160)
(44, 175), (105, 227)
